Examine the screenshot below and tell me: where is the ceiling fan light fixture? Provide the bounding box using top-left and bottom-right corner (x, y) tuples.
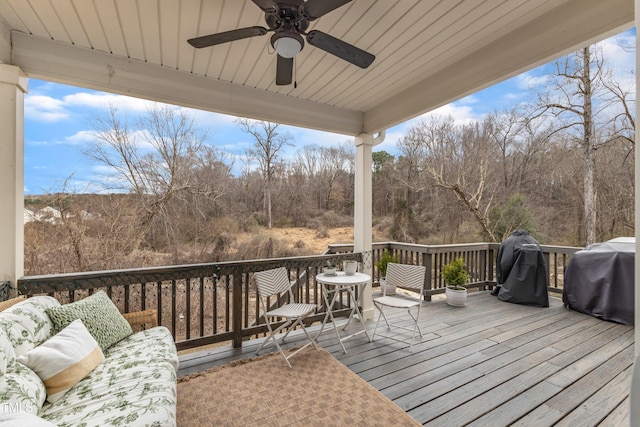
(271, 31), (304, 58)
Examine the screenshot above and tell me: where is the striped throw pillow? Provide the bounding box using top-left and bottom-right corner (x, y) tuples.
(16, 319), (104, 403)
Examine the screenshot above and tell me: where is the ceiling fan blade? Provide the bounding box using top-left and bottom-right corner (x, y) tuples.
(302, 0), (352, 20)
(251, 0), (277, 12)
(276, 55), (294, 85)
(306, 30), (374, 68)
(188, 26), (268, 48)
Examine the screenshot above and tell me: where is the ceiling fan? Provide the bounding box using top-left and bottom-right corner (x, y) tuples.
(187, 0), (375, 86)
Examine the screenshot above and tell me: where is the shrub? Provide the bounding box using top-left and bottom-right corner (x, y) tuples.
(375, 249), (399, 278)
(442, 257), (470, 289)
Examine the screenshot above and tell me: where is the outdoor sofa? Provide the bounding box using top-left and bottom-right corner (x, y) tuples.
(0, 292), (178, 426)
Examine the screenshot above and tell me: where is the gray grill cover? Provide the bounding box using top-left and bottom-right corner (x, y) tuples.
(563, 238), (635, 325)
(496, 230), (549, 307)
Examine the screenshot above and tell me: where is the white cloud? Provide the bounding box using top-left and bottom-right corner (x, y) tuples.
(63, 92), (154, 111)
(47, 176), (118, 194)
(457, 95), (480, 105)
(373, 130), (403, 154)
(420, 103), (479, 125)
(599, 33), (635, 74)
(516, 72), (551, 90)
(286, 127), (349, 148)
(502, 92), (524, 101)
(216, 140), (252, 154)
(25, 139), (50, 146)
(91, 164), (119, 175)
(181, 107), (237, 128)
(64, 130), (99, 145)
(25, 95), (69, 122)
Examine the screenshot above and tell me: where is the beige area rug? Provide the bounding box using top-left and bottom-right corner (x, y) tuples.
(177, 348), (420, 427)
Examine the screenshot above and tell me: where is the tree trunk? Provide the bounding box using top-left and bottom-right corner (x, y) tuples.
(266, 183), (272, 229)
(582, 46), (597, 245)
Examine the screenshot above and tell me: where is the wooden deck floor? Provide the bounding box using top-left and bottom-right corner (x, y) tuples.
(179, 291), (634, 426)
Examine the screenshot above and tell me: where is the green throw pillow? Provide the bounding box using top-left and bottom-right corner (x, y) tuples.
(45, 291), (133, 351)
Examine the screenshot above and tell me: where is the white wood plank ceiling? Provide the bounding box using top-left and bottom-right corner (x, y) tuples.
(0, 0), (633, 135)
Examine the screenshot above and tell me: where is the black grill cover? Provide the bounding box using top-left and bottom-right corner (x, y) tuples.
(563, 238), (635, 325)
(496, 230), (549, 307)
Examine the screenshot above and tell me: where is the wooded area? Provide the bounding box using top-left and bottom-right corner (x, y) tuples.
(24, 44), (634, 276)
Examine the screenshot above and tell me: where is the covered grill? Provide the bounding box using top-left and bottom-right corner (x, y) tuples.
(495, 230), (549, 307)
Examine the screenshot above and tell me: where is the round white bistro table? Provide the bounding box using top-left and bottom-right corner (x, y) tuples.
(315, 271), (372, 353)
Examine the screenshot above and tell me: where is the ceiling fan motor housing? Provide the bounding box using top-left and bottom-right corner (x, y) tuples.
(265, 2), (310, 33)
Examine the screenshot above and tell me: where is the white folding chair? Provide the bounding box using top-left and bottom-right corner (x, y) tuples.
(254, 267), (319, 367)
(372, 262), (427, 349)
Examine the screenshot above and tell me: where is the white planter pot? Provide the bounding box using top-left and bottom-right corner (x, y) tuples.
(445, 286), (467, 307)
(344, 261), (358, 275)
(323, 267), (336, 276)
(380, 278), (396, 295)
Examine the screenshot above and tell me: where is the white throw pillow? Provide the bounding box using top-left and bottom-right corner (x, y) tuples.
(16, 318), (104, 403)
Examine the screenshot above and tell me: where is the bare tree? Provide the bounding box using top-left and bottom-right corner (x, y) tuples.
(237, 119), (293, 228)
(318, 144), (354, 212)
(412, 116), (501, 242)
(85, 103), (221, 250)
(600, 67), (635, 148)
(372, 150), (395, 218)
(395, 124), (429, 241)
(536, 46), (602, 245)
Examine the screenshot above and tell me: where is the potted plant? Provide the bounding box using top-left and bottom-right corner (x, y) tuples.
(442, 257), (471, 307)
(375, 249), (399, 294)
(323, 260), (337, 276)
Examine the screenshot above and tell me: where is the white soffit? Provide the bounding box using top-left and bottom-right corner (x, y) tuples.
(2, 0), (634, 135)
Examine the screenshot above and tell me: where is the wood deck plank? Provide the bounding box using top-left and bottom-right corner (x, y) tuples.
(598, 396), (630, 427)
(554, 367), (632, 427)
(407, 346), (561, 423)
(515, 342), (634, 425)
(546, 330), (634, 388)
(177, 292), (634, 426)
(466, 381), (564, 426)
(426, 361), (563, 426)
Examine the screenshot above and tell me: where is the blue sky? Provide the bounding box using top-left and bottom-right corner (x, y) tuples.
(23, 30), (635, 195)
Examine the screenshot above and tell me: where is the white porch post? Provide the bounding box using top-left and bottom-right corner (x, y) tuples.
(0, 65), (27, 289)
(354, 131), (385, 321)
(354, 133), (374, 320)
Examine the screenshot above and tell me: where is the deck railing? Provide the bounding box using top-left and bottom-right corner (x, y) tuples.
(15, 242), (580, 351)
(328, 242), (580, 297)
(0, 281), (9, 302)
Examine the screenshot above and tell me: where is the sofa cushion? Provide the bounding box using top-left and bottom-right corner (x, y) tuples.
(104, 326), (179, 371)
(39, 327), (178, 427)
(0, 360), (46, 415)
(0, 411), (57, 426)
(0, 296), (60, 357)
(45, 291), (133, 351)
(17, 319), (104, 403)
(0, 329), (14, 378)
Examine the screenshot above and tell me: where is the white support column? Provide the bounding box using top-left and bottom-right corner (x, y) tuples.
(631, 1), (639, 424)
(0, 65), (27, 288)
(354, 131), (385, 320)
